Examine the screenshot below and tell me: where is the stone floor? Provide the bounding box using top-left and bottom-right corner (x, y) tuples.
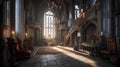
(17, 46), (116, 67)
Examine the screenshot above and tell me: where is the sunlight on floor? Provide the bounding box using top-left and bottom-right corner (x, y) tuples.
(59, 46), (90, 55)
(52, 46), (98, 67)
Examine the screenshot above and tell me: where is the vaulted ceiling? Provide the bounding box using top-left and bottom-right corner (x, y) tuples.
(31, 0), (73, 23)
(29, 0), (86, 23)
(32, 0), (73, 13)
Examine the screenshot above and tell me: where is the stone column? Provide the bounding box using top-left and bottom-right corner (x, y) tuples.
(101, 0), (107, 36)
(106, 0), (111, 37)
(0, 1), (5, 67)
(101, 0), (114, 37)
(0, 0), (8, 67)
(15, 0), (25, 41)
(10, 0), (15, 37)
(106, 0), (115, 37)
(109, 0), (115, 38)
(7, 1), (11, 37)
(72, 0), (75, 19)
(7, 0), (15, 37)
(116, 15), (120, 67)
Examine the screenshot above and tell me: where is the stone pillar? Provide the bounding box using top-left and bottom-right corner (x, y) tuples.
(15, 0), (25, 41)
(10, 0), (15, 37)
(72, 0), (75, 19)
(0, 1), (5, 67)
(109, 0), (115, 38)
(106, 0), (111, 37)
(0, 0), (8, 67)
(116, 15), (120, 67)
(106, 0), (115, 37)
(101, 0), (107, 36)
(101, 0), (114, 37)
(7, 0), (15, 37)
(7, 1), (11, 37)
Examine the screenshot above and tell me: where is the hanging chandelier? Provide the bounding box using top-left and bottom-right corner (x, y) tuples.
(48, 1), (61, 10)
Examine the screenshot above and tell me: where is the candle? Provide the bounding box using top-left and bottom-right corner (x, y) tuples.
(25, 32), (28, 38)
(12, 30), (15, 38)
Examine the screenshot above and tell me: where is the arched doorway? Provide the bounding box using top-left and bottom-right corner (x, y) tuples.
(84, 23), (98, 43)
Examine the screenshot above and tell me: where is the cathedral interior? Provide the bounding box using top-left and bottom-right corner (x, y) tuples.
(0, 0), (120, 67)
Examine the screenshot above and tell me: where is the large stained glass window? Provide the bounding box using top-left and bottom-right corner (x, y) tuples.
(44, 11), (56, 39)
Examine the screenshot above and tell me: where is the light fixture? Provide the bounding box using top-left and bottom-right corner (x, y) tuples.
(101, 32), (103, 36)
(77, 32), (81, 37)
(11, 30), (15, 38)
(25, 32), (28, 38)
(12, 30), (15, 35)
(79, 9), (85, 18)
